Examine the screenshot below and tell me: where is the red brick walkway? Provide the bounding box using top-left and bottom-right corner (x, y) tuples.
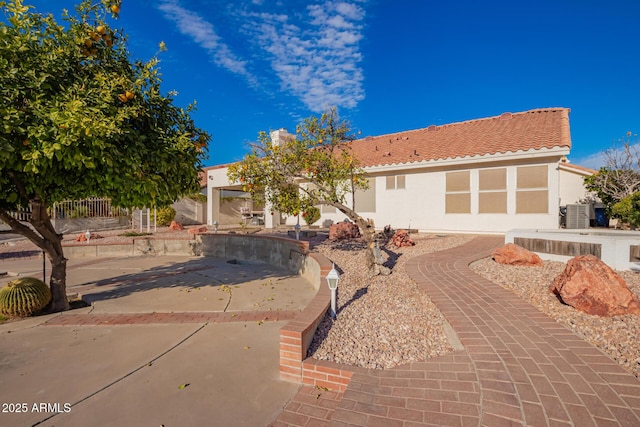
(272, 236), (640, 426)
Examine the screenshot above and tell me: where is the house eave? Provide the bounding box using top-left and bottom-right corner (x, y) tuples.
(362, 146), (571, 174)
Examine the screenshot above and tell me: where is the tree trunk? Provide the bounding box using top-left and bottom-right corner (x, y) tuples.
(0, 198), (70, 313)
(353, 216), (390, 276)
(326, 201), (390, 276)
(48, 254), (69, 312)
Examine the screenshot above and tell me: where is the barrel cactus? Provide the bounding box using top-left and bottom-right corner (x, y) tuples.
(0, 277), (52, 317)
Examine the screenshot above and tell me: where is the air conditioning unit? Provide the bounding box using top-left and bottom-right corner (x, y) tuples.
(566, 204), (589, 229)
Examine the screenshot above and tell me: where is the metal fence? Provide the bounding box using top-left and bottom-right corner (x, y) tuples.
(51, 197), (129, 219)
(1, 197), (129, 223)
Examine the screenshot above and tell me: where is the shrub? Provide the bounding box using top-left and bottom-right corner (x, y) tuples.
(154, 206), (176, 226)
(302, 206), (321, 226)
(611, 192), (640, 228)
(0, 277), (52, 317)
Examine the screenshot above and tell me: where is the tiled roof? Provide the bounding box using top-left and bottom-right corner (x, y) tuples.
(346, 108), (571, 168)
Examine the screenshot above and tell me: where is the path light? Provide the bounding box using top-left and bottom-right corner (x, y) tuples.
(326, 263), (340, 319)
(294, 223), (301, 240)
(213, 220), (219, 233)
(85, 230), (91, 244)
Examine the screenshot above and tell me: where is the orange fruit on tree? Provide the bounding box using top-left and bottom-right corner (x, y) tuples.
(118, 94), (128, 103)
(125, 91), (135, 100)
(110, 4), (120, 14)
(96, 25), (106, 35)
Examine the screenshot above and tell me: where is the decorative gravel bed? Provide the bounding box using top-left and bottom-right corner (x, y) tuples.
(308, 233), (474, 370)
(470, 257), (640, 379)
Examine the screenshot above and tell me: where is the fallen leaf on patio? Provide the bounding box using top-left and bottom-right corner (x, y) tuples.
(178, 383), (190, 389)
(243, 346), (250, 350)
(256, 320), (263, 326)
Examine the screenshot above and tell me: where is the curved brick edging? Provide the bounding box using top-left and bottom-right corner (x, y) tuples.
(278, 252), (355, 392)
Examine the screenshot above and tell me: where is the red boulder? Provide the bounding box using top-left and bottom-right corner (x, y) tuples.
(188, 226), (208, 234)
(492, 243), (543, 266)
(549, 255), (640, 317)
(169, 221), (184, 231)
(329, 222), (360, 240)
(392, 229), (415, 247)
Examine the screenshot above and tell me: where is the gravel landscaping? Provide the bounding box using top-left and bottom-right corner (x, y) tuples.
(308, 233), (474, 369)
(308, 232), (640, 380)
(470, 257), (640, 379)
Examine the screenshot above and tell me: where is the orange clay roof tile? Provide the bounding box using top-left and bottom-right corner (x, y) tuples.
(349, 108), (571, 168)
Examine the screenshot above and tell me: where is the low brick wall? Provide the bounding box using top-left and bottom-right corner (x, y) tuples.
(279, 251), (354, 392)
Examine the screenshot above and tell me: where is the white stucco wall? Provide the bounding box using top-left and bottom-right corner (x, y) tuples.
(558, 165), (592, 206)
(207, 151), (583, 233)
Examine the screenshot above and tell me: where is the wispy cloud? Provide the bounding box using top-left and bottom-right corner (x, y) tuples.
(157, 0), (257, 86)
(251, 1), (367, 112)
(572, 151), (606, 170)
(157, 0), (368, 113)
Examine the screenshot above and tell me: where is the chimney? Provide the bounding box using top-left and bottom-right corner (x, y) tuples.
(270, 128), (294, 147)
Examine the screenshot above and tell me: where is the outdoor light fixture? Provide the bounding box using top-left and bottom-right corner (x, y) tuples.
(294, 223), (301, 240)
(213, 220), (219, 233)
(85, 229), (91, 244)
(326, 263), (340, 319)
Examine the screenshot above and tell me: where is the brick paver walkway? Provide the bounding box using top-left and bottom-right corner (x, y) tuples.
(273, 236), (640, 426)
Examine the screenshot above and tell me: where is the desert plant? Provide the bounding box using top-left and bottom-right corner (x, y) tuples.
(302, 206), (321, 225)
(0, 277), (52, 317)
(154, 206), (176, 226)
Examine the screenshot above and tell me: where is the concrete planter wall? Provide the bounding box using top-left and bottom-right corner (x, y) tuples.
(506, 228), (640, 271)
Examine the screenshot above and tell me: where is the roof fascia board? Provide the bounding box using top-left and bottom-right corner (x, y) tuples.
(363, 146), (571, 174)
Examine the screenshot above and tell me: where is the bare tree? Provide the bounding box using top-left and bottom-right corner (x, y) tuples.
(585, 132), (640, 207)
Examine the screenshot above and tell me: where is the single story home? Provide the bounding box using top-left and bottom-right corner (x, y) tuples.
(207, 107), (595, 233)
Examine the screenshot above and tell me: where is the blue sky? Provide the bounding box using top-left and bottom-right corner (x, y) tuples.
(24, 0), (640, 168)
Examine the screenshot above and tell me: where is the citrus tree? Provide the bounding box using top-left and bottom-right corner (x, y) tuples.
(228, 107), (389, 275)
(0, 0), (210, 312)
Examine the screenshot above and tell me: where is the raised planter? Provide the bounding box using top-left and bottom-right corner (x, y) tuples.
(506, 228), (640, 271)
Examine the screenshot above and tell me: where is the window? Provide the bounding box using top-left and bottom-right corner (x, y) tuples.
(321, 204), (336, 214)
(479, 168), (507, 213)
(354, 178), (376, 212)
(386, 175), (405, 190)
(516, 165), (548, 214)
(445, 171), (470, 214)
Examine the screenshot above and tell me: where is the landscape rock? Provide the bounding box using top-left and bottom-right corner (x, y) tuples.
(329, 222), (360, 240)
(169, 221), (184, 231)
(391, 229), (415, 247)
(188, 226), (208, 234)
(492, 243), (543, 266)
(549, 255), (640, 317)
(75, 232), (103, 242)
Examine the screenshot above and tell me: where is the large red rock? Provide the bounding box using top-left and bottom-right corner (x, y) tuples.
(169, 221), (184, 231)
(75, 232), (103, 242)
(492, 243), (543, 266)
(329, 222), (360, 240)
(549, 255), (640, 317)
(392, 229), (415, 247)
(188, 226), (208, 234)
